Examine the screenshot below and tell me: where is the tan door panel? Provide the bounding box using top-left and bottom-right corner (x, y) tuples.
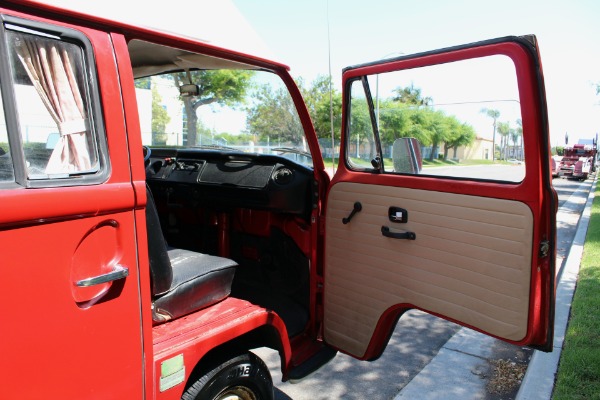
(324, 181), (533, 358)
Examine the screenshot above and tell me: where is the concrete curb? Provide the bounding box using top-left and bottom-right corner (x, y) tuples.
(516, 176), (597, 400)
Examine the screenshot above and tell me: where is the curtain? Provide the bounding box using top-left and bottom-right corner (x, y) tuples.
(14, 33), (92, 174)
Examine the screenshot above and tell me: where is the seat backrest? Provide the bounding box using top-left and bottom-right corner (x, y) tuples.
(145, 186), (173, 296)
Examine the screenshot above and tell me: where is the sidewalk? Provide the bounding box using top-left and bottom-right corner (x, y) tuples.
(395, 177), (597, 400)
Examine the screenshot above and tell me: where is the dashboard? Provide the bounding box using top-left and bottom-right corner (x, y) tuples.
(146, 148), (315, 216)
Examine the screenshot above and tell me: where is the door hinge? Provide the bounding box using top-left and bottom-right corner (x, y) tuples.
(312, 179), (319, 209)
(539, 240), (550, 258)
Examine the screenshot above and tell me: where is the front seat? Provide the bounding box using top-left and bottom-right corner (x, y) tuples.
(145, 187), (237, 323)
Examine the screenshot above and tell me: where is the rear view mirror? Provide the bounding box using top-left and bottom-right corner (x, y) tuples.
(179, 84), (200, 97)
(392, 137), (422, 173)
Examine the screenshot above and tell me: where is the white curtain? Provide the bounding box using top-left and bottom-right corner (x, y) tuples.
(14, 33), (92, 174)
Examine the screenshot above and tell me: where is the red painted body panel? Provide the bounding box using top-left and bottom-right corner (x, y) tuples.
(0, 212), (144, 398)
(151, 297), (291, 399)
(0, 7), (145, 398)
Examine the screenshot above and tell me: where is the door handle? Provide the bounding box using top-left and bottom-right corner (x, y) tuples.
(381, 226), (416, 240)
(76, 265), (129, 287)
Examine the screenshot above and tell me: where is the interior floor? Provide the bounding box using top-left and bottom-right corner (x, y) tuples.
(148, 184), (310, 337)
(229, 227), (310, 337)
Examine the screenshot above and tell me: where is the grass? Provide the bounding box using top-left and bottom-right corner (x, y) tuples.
(421, 158), (458, 167)
(553, 182), (600, 400)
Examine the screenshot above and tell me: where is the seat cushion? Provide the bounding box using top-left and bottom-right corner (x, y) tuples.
(152, 249), (237, 322)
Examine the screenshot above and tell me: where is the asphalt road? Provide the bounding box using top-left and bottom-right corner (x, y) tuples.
(423, 163), (525, 181)
(254, 176), (591, 400)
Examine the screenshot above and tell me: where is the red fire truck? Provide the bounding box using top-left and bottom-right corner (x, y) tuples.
(0, 1), (556, 399)
(557, 143), (597, 180)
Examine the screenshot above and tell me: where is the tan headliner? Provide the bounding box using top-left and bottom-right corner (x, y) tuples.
(128, 39), (260, 78)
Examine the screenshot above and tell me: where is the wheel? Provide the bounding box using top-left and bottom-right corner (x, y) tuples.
(182, 352), (273, 400)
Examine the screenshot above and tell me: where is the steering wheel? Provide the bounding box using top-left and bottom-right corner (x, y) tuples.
(142, 145), (151, 165)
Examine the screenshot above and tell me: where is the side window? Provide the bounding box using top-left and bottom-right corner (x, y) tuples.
(0, 84), (15, 181)
(347, 55), (524, 183)
(0, 19), (107, 186)
(347, 79), (377, 170)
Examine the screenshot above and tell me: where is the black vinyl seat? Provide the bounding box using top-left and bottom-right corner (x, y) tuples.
(146, 187), (237, 323)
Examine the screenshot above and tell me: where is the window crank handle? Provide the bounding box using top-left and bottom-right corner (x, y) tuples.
(342, 202), (362, 224)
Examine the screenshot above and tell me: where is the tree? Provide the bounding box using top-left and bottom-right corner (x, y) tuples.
(379, 102), (436, 149)
(392, 83), (432, 106)
(348, 97), (376, 159)
(443, 118), (476, 160)
(509, 120), (522, 159)
(497, 121), (511, 160)
(481, 108), (500, 161)
(554, 146), (564, 156)
(515, 118), (523, 160)
(172, 70), (254, 147)
(378, 100), (413, 144)
(135, 77), (151, 89)
(246, 83), (305, 146)
(299, 75), (342, 141)
(382, 84), (436, 154)
(151, 86), (170, 145)
(379, 95), (478, 161)
(345, 82), (478, 162)
(426, 110), (450, 161)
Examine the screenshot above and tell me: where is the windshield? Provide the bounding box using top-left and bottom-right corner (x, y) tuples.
(134, 68), (312, 167)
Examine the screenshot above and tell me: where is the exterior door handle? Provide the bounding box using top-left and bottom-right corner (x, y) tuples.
(76, 265), (129, 287)
(381, 226), (416, 240)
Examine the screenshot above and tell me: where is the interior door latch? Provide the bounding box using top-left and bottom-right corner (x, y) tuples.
(388, 207), (408, 223)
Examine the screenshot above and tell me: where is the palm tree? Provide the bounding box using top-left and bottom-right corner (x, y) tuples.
(393, 83), (432, 106)
(481, 108), (500, 161)
(515, 118), (523, 159)
(497, 121), (511, 160)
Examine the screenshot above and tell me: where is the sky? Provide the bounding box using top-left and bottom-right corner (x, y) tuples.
(35, 0), (600, 147)
(231, 0), (600, 147)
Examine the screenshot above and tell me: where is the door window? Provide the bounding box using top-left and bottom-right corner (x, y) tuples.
(346, 55), (525, 182)
(0, 20), (108, 186)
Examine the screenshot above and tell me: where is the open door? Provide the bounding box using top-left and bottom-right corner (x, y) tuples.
(324, 36), (556, 360)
